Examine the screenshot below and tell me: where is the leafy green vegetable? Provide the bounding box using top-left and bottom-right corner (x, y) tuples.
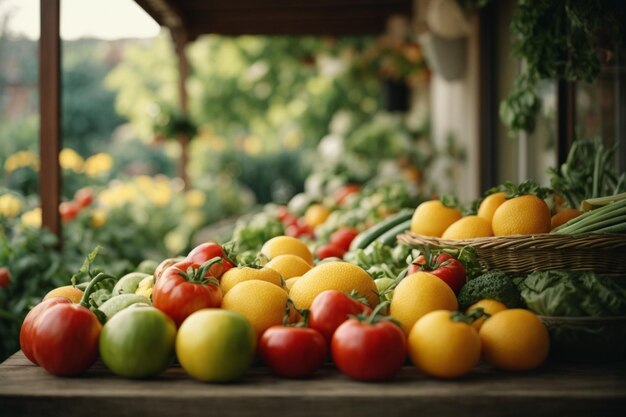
(230, 211), (285, 254)
(519, 270), (626, 317)
(457, 270), (523, 310)
(345, 241), (416, 280)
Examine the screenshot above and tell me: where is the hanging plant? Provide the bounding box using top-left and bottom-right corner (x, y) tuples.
(500, 0), (623, 137)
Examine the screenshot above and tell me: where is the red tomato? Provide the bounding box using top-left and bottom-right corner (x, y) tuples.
(285, 221), (313, 238)
(259, 326), (326, 378)
(20, 297), (73, 365)
(31, 303), (102, 376)
(309, 290), (371, 346)
(315, 243), (345, 260)
(186, 242), (233, 278)
(0, 267), (11, 288)
(154, 257), (185, 282)
(152, 260), (223, 327)
(334, 184), (360, 205)
(332, 317), (407, 381)
(329, 228), (359, 252)
(74, 187), (94, 208)
(408, 253), (466, 294)
(59, 201), (80, 222)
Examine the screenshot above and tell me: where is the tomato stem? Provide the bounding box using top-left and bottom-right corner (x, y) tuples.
(365, 301), (391, 325)
(79, 272), (117, 309)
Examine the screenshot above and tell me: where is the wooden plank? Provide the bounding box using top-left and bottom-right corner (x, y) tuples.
(39, 0), (61, 241)
(1, 351), (625, 417)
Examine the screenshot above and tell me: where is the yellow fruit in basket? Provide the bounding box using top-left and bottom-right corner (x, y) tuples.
(303, 204), (331, 228)
(265, 254), (312, 279)
(491, 195), (551, 236)
(477, 192), (507, 222)
(221, 280), (291, 338)
(44, 285), (84, 303)
(441, 215), (494, 240)
(550, 208), (583, 230)
(466, 299), (508, 331)
(410, 200), (462, 237)
(479, 308), (549, 371)
(261, 235), (314, 265)
(289, 261), (378, 309)
(408, 310), (481, 378)
(390, 272), (458, 334)
(220, 266), (284, 294)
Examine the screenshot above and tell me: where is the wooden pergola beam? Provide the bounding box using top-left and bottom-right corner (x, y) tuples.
(39, 0), (62, 241)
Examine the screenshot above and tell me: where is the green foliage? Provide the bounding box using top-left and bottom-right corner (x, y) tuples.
(501, 0), (624, 136)
(0, 226), (69, 362)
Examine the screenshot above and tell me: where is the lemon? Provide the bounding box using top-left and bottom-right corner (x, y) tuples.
(465, 299), (508, 331)
(221, 280), (290, 338)
(410, 200), (462, 237)
(289, 261), (378, 310)
(477, 192), (506, 223)
(265, 254), (312, 279)
(220, 266), (284, 294)
(390, 271), (458, 334)
(492, 195), (551, 236)
(441, 215), (494, 240)
(303, 204), (331, 228)
(261, 235), (314, 265)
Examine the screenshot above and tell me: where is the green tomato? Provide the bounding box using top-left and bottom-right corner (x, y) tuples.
(99, 306), (176, 378)
(176, 309), (256, 382)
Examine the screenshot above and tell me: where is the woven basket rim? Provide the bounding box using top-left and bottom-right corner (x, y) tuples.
(397, 231), (626, 250)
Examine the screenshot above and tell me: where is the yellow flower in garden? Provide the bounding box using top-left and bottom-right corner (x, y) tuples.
(91, 208), (107, 228)
(184, 210), (205, 228)
(84, 153), (113, 177)
(133, 175), (154, 193)
(185, 190), (206, 209)
(21, 207), (42, 228)
(0, 194), (22, 218)
(150, 184), (173, 207)
(59, 148), (84, 172)
(4, 151), (39, 173)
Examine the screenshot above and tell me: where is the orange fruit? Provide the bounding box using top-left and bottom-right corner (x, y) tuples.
(221, 280), (291, 338)
(303, 204), (331, 228)
(284, 277), (299, 292)
(410, 200), (462, 237)
(408, 310), (481, 378)
(477, 192), (506, 222)
(261, 236), (313, 265)
(441, 215), (494, 240)
(550, 208), (583, 230)
(389, 271), (459, 334)
(465, 299), (508, 331)
(264, 254), (312, 279)
(479, 308), (550, 371)
(289, 261), (378, 309)
(491, 195), (551, 236)
(44, 285), (84, 303)
(220, 266), (284, 294)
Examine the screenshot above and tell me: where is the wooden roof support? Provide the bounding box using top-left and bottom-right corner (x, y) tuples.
(39, 0), (62, 243)
(172, 28), (190, 188)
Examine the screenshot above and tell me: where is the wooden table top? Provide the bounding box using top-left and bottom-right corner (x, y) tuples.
(1, 351), (625, 417)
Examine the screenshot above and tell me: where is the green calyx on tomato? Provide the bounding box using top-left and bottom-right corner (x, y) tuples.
(176, 256), (222, 286)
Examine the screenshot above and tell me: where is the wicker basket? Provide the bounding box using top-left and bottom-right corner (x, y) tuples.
(397, 232), (626, 276)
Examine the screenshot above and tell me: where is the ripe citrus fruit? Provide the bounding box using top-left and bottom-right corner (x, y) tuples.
(264, 254), (312, 279)
(220, 266), (284, 294)
(289, 261), (378, 310)
(491, 195), (551, 236)
(221, 280), (291, 338)
(408, 310), (481, 378)
(441, 215), (494, 240)
(479, 308), (549, 371)
(477, 192), (506, 222)
(465, 299), (508, 331)
(285, 277), (299, 292)
(176, 309), (255, 382)
(410, 200), (462, 237)
(303, 204), (331, 228)
(44, 285), (84, 303)
(390, 271), (458, 334)
(550, 208), (583, 230)
(261, 235), (314, 265)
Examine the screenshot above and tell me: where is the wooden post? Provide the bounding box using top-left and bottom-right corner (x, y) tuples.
(172, 29), (190, 189)
(556, 80), (576, 166)
(39, 0), (62, 242)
